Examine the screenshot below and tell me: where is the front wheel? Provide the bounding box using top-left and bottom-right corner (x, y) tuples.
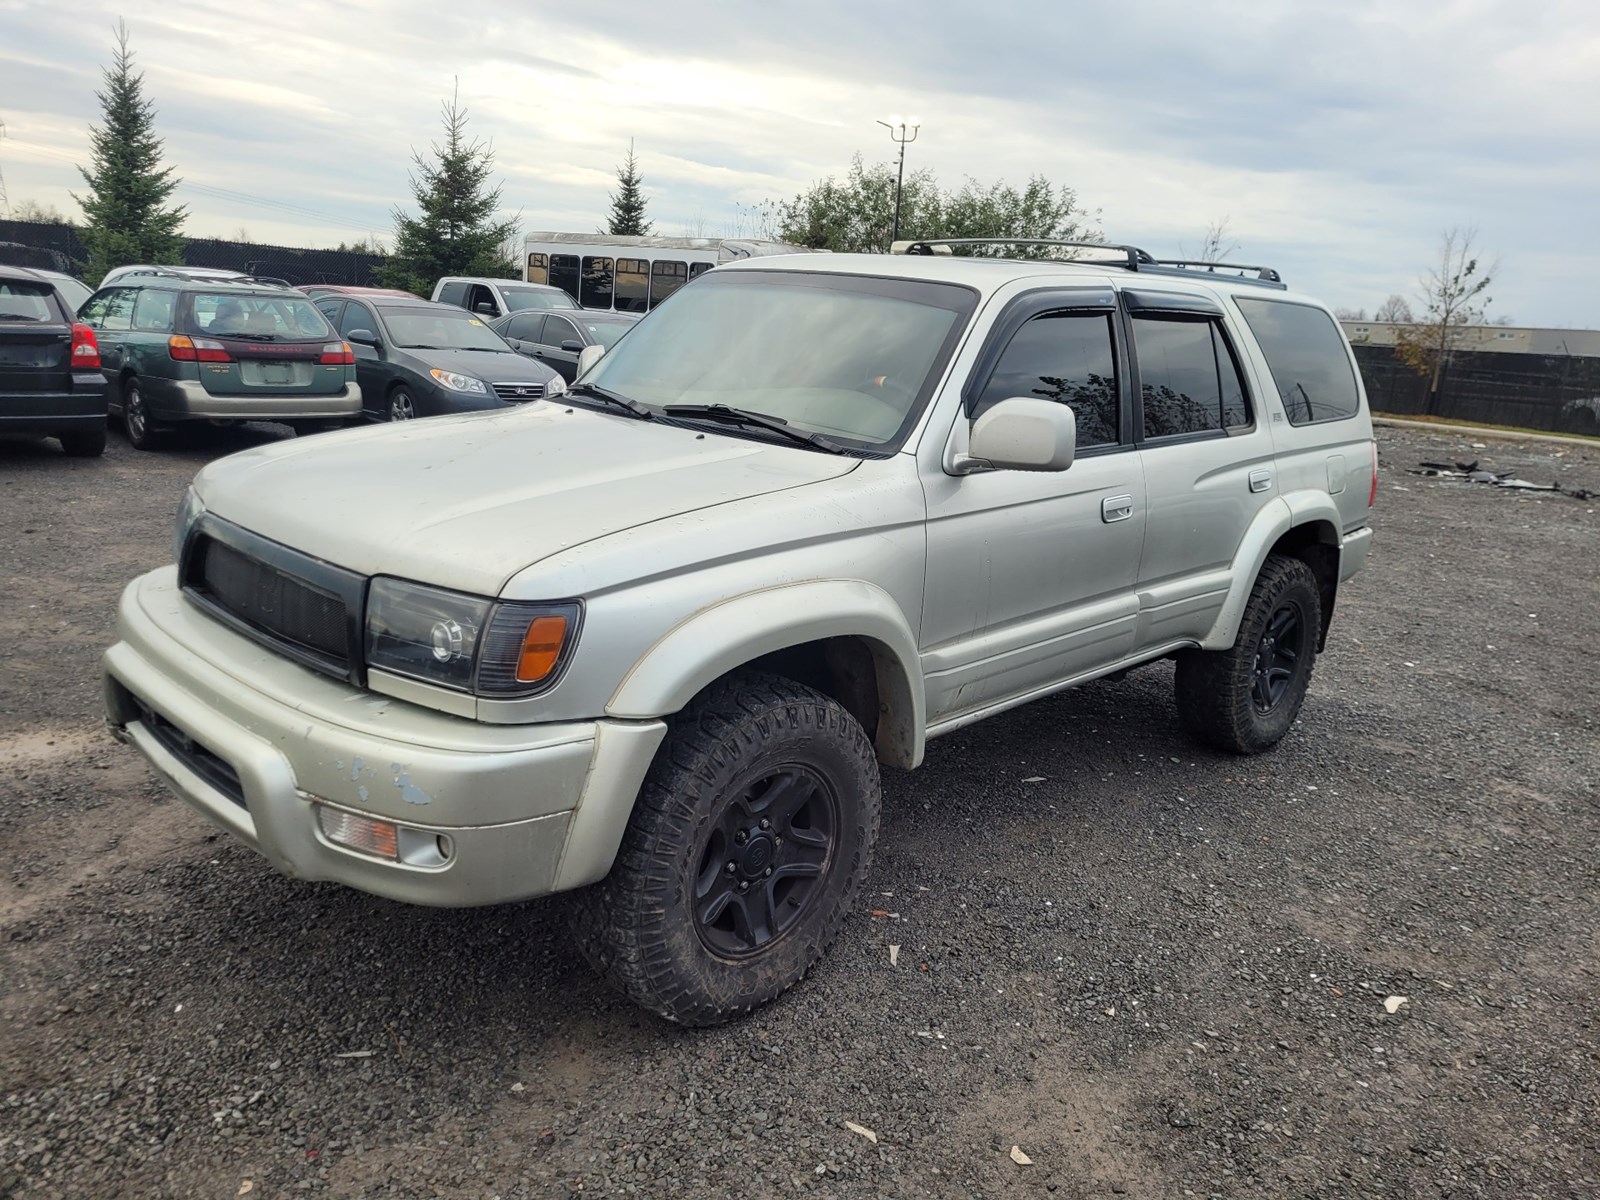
(572, 673), (882, 1026)
(388, 388), (416, 421)
(1173, 554), (1322, 754)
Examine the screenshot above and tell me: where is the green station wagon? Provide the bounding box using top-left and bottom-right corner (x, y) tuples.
(77, 275), (362, 449)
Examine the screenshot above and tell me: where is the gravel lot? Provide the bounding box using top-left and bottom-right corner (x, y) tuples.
(2, 421), (1597, 1199)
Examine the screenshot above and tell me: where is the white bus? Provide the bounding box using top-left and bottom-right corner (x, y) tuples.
(522, 233), (824, 313)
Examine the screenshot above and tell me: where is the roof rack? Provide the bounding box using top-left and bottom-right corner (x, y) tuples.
(889, 238), (1285, 286)
(1148, 258), (1282, 284)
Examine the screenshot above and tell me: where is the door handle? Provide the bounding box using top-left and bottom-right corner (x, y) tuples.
(1249, 468), (1273, 493)
(1101, 494), (1135, 523)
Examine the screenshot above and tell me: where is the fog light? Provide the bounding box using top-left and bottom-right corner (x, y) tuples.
(317, 807), (399, 860)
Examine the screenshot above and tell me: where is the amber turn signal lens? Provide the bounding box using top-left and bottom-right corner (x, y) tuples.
(515, 615), (568, 683)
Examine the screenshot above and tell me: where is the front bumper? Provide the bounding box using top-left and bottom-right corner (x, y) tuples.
(143, 377), (362, 423)
(103, 567), (665, 907)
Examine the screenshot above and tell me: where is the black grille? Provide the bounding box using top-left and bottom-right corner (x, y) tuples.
(182, 521), (363, 682)
(135, 696), (246, 808)
(491, 381), (546, 401)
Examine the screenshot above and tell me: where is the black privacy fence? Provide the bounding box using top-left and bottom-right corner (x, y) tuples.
(0, 219), (386, 289)
(1353, 345), (1600, 435)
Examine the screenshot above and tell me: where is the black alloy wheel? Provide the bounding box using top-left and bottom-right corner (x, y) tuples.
(693, 764), (839, 958)
(1252, 601), (1308, 712)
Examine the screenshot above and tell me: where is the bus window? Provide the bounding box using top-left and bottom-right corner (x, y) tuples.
(649, 260), (688, 308)
(615, 258), (649, 313)
(527, 252), (548, 286)
(689, 262), (713, 280)
(549, 254), (580, 303)
(581, 257), (615, 309)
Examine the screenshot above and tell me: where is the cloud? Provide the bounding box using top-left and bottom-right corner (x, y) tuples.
(0, 0), (1595, 324)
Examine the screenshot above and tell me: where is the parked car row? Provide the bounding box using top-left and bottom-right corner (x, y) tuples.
(0, 264), (641, 455)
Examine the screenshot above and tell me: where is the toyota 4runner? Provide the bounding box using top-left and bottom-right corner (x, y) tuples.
(103, 240), (1375, 1025)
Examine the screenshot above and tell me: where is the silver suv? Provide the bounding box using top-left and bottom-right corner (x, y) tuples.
(103, 240), (1375, 1025)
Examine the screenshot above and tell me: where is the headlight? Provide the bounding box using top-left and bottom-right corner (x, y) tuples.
(428, 368), (489, 394)
(174, 487), (205, 562)
(544, 374), (567, 398)
(365, 578), (581, 696)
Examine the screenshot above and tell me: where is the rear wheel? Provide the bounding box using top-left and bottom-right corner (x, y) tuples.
(572, 673), (882, 1026)
(1174, 554), (1322, 754)
(388, 388), (416, 421)
(290, 419), (343, 437)
(122, 380), (165, 451)
(58, 429), (107, 457)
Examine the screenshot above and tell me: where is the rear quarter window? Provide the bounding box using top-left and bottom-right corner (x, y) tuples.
(0, 280), (58, 322)
(1233, 297), (1362, 425)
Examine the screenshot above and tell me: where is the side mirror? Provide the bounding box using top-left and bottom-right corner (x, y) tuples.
(576, 344), (605, 378)
(346, 328), (380, 348)
(962, 398), (1076, 472)
(474, 302), (496, 316)
(559, 339), (583, 353)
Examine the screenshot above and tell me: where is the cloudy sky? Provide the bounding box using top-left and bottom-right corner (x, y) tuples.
(2, 0), (1596, 326)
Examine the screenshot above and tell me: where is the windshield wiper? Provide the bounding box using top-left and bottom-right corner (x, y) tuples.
(568, 382), (654, 420)
(215, 331), (276, 341)
(662, 404), (847, 454)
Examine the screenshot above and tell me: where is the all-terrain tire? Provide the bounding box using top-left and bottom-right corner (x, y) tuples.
(571, 672), (882, 1026)
(1174, 554), (1322, 754)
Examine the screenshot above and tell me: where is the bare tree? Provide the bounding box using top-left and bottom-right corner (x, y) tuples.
(10, 198), (67, 223)
(1394, 227), (1495, 413)
(1374, 294), (1413, 324)
(1191, 216), (1240, 263)
(1334, 307), (1367, 321)
(231, 226), (253, 243)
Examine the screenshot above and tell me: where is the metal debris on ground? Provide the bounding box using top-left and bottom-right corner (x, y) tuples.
(1409, 461), (1597, 500)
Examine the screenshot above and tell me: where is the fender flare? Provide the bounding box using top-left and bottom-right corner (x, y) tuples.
(1200, 493), (1342, 650)
(607, 579), (927, 768)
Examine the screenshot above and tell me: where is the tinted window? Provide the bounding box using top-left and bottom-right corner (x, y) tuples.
(1234, 298), (1361, 425)
(526, 253), (548, 286)
(132, 288), (177, 332)
(549, 255), (580, 303)
(316, 299), (344, 326)
(615, 258), (649, 313)
(543, 316), (579, 346)
(465, 285), (499, 316)
(504, 287), (570, 312)
(339, 303), (375, 338)
(189, 293), (331, 339)
(581, 257), (614, 309)
(650, 260), (688, 308)
(975, 311), (1119, 449)
(437, 281), (468, 306)
(689, 263), (713, 279)
(506, 314), (545, 342)
(0, 280), (58, 322)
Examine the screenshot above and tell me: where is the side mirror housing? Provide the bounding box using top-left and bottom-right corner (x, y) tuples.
(559, 338), (584, 353)
(576, 344), (606, 378)
(346, 328), (380, 348)
(474, 301), (497, 316)
(962, 398), (1076, 472)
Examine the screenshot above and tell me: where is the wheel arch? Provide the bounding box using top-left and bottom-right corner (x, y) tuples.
(606, 580), (927, 769)
(1202, 494), (1345, 651)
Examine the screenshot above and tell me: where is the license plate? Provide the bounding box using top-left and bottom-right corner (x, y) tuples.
(239, 360), (313, 387)
(262, 363), (291, 384)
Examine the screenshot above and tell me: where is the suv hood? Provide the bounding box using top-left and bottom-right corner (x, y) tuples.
(191, 405), (859, 596)
(403, 347), (558, 383)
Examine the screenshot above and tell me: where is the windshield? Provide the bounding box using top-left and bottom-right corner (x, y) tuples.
(190, 292), (332, 339)
(504, 288), (578, 312)
(586, 320), (632, 349)
(382, 309), (510, 351)
(584, 272), (974, 448)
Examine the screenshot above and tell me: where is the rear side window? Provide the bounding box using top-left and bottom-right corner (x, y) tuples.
(339, 303), (375, 338)
(1132, 316), (1251, 438)
(436, 281), (468, 306)
(1234, 298), (1361, 425)
(0, 280), (57, 322)
(974, 311), (1119, 449)
(133, 288), (177, 332)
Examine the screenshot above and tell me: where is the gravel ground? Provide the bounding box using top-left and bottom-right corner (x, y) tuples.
(2, 422), (1597, 1199)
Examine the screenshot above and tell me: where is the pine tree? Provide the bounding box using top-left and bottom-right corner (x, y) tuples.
(605, 141), (652, 236)
(379, 84), (519, 295)
(72, 21), (186, 281)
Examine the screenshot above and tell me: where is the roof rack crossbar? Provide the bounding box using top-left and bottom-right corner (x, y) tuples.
(892, 238), (1156, 271)
(1149, 258), (1282, 284)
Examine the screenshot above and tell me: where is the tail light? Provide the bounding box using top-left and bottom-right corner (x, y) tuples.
(319, 342), (355, 365)
(70, 323), (101, 369)
(168, 335), (232, 363)
(1368, 440), (1379, 507)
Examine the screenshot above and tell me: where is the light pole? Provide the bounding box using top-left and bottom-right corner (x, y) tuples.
(876, 115), (921, 246)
